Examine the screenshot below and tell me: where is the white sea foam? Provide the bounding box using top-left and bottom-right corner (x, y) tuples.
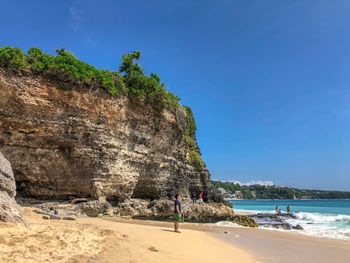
(212, 221), (242, 227)
(295, 212), (350, 224)
(216, 209), (350, 240)
(234, 209), (275, 215)
(285, 211), (350, 240)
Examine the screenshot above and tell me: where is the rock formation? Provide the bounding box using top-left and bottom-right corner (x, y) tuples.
(0, 152), (24, 223)
(30, 198), (234, 223)
(232, 215), (258, 228)
(0, 68), (230, 221)
(249, 213), (304, 230)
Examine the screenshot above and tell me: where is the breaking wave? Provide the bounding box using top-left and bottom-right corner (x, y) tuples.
(216, 209), (350, 240)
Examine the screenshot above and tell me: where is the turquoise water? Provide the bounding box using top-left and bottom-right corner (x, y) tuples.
(226, 199), (350, 240)
(230, 199), (350, 215)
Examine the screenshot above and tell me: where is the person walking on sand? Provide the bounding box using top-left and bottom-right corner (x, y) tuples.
(199, 192), (203, 203)
(287, 205), (291, 214)
(192, 192), (196, 204)
(174, 194), (182, 233)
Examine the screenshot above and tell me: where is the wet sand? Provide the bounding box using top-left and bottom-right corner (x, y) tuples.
(210, 225), (350, 263)
(103, 217), (350, 263)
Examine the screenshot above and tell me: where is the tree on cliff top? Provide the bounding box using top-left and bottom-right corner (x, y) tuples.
(119, 50), (141, 74)
(55, 48), (77, 58)
(118, 50), (180, 108)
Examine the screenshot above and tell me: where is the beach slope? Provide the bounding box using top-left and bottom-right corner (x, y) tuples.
(0, 208), (253, 263)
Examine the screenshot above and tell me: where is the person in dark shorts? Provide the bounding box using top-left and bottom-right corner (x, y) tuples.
(287, 205), (291, 214)
(192, 192), (196, 204)
(174, 194), (182, 233)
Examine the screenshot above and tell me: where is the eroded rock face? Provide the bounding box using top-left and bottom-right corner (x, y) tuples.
(115, 198), (235, 222)
(0, 151), (16, 197)
(0, 152), (24, 223)
(0, 69), (215, 203)
(249, 213), (303, 230)
(29, 198), (234, 223)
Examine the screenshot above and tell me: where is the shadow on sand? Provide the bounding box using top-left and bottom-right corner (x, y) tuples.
(161, 229), (176, 233)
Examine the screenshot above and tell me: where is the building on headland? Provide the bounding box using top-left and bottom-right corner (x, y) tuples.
(234, 190), (243, 199)
(218, 188), (244, 199)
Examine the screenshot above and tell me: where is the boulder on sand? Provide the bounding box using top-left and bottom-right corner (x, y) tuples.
(293, 224), (304, 230)
(0, 152), (25, 224)
(232, 215), (258, 228)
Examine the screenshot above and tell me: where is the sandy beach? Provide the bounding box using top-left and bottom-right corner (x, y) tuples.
(103, 218), (350, 263)
(0, 207), (253, 263)
(1, 207), (350, 263)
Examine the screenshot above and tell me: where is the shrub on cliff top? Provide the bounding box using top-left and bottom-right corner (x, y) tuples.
(0, 46), (27, 71)
(27, 47), (124, 95)
(0, 46), (179, 108)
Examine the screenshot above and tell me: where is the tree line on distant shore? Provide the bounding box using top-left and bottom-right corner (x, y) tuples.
(211, 180), (350, 199)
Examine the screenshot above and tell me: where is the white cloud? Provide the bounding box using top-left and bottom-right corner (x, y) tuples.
(70, 1), (84, 30)
(229, 180), (275, 186)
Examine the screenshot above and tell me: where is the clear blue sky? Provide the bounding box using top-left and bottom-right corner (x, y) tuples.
(1, 1), (349, 190)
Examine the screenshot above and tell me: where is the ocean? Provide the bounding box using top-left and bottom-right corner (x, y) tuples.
(227, 199), (350, 240)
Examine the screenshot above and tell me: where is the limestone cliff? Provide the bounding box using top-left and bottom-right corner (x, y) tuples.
(0, 69), (222, 207)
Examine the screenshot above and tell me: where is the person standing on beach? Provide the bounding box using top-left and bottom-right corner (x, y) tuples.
(174, 194), (182, 233)
(275, 205), (279, 214)
(199, 192), (203, 203)
(192, 192), (196, 204)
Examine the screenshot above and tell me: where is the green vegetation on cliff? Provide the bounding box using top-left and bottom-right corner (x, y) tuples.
(189, 151), (205, 171)
(182, 105), (205, 170)
(0, 46), (179, 108)
(183, 106), (196, 138)
(211, 180), (350, 199)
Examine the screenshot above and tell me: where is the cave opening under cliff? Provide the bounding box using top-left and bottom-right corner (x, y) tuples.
(132, 176), (158, 199)
(13, 169), (32, 198)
